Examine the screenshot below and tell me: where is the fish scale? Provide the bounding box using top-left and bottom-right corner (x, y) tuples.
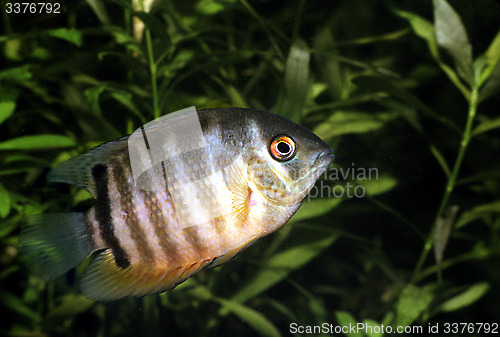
(20, 107), (334, 301)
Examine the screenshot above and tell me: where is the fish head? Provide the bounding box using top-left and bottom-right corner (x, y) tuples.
(200, 108), (333, 208)
(244, 112), (334, 207)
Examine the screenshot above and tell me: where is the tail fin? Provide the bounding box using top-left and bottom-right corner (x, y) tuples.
(19, 213), (96, 279)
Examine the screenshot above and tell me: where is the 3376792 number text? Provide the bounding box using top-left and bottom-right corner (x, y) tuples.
(5, 2), (61, 14)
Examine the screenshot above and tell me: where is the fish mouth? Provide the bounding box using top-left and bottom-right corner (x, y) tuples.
(290, 150), (334, 191)
(312, 148), (335, 179)
(314, 150), (335, 172)
(303, 150), (334, 184)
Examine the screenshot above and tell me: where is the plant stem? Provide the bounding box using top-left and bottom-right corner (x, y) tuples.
(411, 86), (479, 283)
(145, 29), (160, 119)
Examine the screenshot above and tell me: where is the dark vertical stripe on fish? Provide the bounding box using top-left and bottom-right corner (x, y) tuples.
(144, 188), (180, 262)
(112, 156), (155, 263)
(182, 225), (205, 260)
(92, 164), (130, 269)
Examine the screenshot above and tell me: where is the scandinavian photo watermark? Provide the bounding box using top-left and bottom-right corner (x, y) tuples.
(306, 162), (379, 201)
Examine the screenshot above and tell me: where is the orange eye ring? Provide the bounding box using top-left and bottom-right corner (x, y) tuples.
(269, 135), (296, 162)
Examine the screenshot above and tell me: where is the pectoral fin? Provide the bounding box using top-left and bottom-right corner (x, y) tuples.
(224, 156), (253, 220)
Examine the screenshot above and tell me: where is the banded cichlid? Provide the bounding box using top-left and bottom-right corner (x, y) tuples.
(20, 107), (334, 301)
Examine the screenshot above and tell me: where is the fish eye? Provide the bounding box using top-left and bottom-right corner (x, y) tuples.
(269, 135), (296, 162)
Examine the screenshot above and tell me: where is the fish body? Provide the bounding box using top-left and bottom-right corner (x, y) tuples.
(20, 107), (334, 301)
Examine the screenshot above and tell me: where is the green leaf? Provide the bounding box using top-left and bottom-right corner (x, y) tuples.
(264, 298), (297, 322)
(161, 49), (195, 78)
(362, 319), (384, 337)
(479, 60), (500, 101)
(214, 297), (282, 337)
(455, 200), (500, 228)
(48, 28), (83, 47)
(394, 10), (439, 58)
(43, 294), (94, 328)
(485, 30), (500, 64)
(433, 0), (473, 85)
(0, 101), (16, 125)
(356, 173), (398, 197)
(281, 39), (310, 122)
(0, 134), (76, 151)
(105, 26), (143, 55)
(291, 196), (342, 223)
(86, 0), (111, 24)
(0, 183), (10, 218)
(0, 217), (19, 238)
(458, 170), (500, 185)
(0, 65), (32, 83)
(478, 30), (500, 88)
(196, 0), (235, 15)
(72, 189), (93, 206)
(0, 266), (19, 281)
(0, 86), (19, 125)
(85, 85), (107, 116)
(313, 110), (398, 139)
(189, 285), (281, 337)
(226, 227), (339, 309)
(5, 38), (22, 61)
(314, 26), (342, 100)
(110, 91), (146, 123)
(395, 285), (433, 327)
(433, 205), (458, 280)
(0, 290), (40, 321)
(85, 85), (146, 122)
(438, 282), (490, 312)
(395, 10), (469, 98)
(472, 116), (500, 137)
(335, 311), (361, 337)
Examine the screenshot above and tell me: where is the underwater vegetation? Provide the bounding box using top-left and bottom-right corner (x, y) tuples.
(1, 0), (499, 336)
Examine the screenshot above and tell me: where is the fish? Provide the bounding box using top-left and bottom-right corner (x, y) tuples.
(19, 107), (334, 301)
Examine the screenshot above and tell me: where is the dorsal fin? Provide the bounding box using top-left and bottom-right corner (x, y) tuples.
(47, 108), (201, 197)
(48, 136), (129, 197)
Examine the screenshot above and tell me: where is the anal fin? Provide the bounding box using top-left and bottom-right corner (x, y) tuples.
(81, 250), (212, 301)
(207, 235), (259, 269)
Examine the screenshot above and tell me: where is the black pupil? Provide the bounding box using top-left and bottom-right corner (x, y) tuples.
(277, 141), (291, 155)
